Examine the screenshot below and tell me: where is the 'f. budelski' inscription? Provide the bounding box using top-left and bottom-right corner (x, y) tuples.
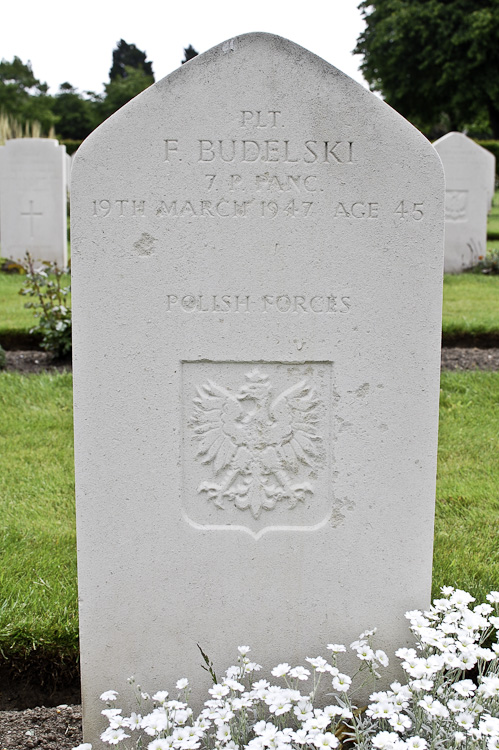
(164, 109), (355, 164)
(165, 138), (354, 164)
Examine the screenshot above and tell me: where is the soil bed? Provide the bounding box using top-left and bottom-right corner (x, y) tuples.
(0, 705), (82, 749)
(4, 347), (499, 375)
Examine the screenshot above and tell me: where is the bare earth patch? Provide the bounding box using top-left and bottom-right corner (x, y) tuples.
(3, 347), (499, 375)
(440, 346), (499, 370)
(0, 705), (82, 749)
(4, 351), (72, 374)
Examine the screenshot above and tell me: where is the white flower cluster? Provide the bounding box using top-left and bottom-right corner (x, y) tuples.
(358, 588), (499, 750)
(74, 589), (499, 750)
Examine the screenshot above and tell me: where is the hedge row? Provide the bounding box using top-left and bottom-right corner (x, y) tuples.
(476, 140), (499, 176)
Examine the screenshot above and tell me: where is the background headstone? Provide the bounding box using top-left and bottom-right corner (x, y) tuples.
(66, 151), (72, 196)
(434, 132), (491, 273)
(0, 138), (67, 266)
(483, 143), (496, 211)
(72, 33), (444, 746)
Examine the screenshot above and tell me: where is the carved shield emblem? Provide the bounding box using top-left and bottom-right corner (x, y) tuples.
(182, 362), (333, 538)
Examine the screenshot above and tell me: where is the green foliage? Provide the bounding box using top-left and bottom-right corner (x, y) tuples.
(197, 643), (218, 684)
(487, 191), (499, 240)
(0, 257), (26, 274)
(355, 1), (499, 138)
(0, 40), (157, 140)
(0, 344), (6, 370)
(474, 248), (499, 274)
(109, 39), (154, 82)
(52, 82), (100, 140)
(100, 65), (154, 119)
(20, 254), (71, 357)
(0, 56), (45, 93)
(99, 39), (155, 120)
(477, 140), (499, 173)
(59, 138), (83, 155)
(0, 56), (56, 134)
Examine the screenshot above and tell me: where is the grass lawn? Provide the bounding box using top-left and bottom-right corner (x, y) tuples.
(441, 274), (499, 337)
(0, 370), (497, 665)
(0, 373), (77, 660)
(0, 273), (36, 335)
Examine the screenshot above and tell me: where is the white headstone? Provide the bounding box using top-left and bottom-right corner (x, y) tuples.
(434, 132), (492, 272)
(72, 33), (444, 746)
(66, 151), (72, 196)
(483, 144), (496, 211)
(0, 138), (67, 266)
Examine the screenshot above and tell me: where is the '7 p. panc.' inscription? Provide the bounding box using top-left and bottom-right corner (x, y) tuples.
(188, 368), (322, 519)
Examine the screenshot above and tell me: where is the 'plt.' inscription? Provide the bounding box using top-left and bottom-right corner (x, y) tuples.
(188, 368), (323, 519)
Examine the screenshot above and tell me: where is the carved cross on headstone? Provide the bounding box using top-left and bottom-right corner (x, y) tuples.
(21, 200), (43, 238)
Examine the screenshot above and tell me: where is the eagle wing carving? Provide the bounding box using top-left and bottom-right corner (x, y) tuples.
(189, 380), (242, 476)
(189, 370), (323, 519)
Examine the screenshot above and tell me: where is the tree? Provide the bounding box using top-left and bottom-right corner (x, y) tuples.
(354, 0), (499, 138)
(182, 45), (199, 64)
(100, 66), (154, 119)
(0, 56), (55, 132)
(99, 40), (155, 120)
(109, 39), (154, 82)
(52, 83), (100, 140)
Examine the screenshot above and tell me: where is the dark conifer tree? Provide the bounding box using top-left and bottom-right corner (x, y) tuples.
(109, 39), (154, 81)
(181, 45), (199, 64)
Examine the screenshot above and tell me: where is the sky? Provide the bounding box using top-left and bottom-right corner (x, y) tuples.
(1, 0), (368, 95)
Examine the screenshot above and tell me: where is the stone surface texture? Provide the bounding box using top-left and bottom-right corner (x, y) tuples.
(72, 33), (444, 746)
(0, 138), (67, 266)
(434, 132), (492, 273)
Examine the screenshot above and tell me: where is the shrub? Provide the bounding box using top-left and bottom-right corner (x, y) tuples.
(0, 256), (26, 274)
(19, 253), (71, 357)
(473, 249), (499, 275)
(476, 141), (499, 177)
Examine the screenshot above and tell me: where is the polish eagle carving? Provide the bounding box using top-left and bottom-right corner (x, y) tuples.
(445, 190), (468, 221)
(188, 368), (322, 519)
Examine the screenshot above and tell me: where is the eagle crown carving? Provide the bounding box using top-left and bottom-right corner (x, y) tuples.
(188, 368), (323, 519)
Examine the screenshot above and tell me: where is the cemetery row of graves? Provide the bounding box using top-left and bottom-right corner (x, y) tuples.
(0, 144), (498, 690)
(1, 41), (499, 746)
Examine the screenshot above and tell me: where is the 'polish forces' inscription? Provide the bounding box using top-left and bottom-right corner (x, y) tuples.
(166, 294), (351, 314)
